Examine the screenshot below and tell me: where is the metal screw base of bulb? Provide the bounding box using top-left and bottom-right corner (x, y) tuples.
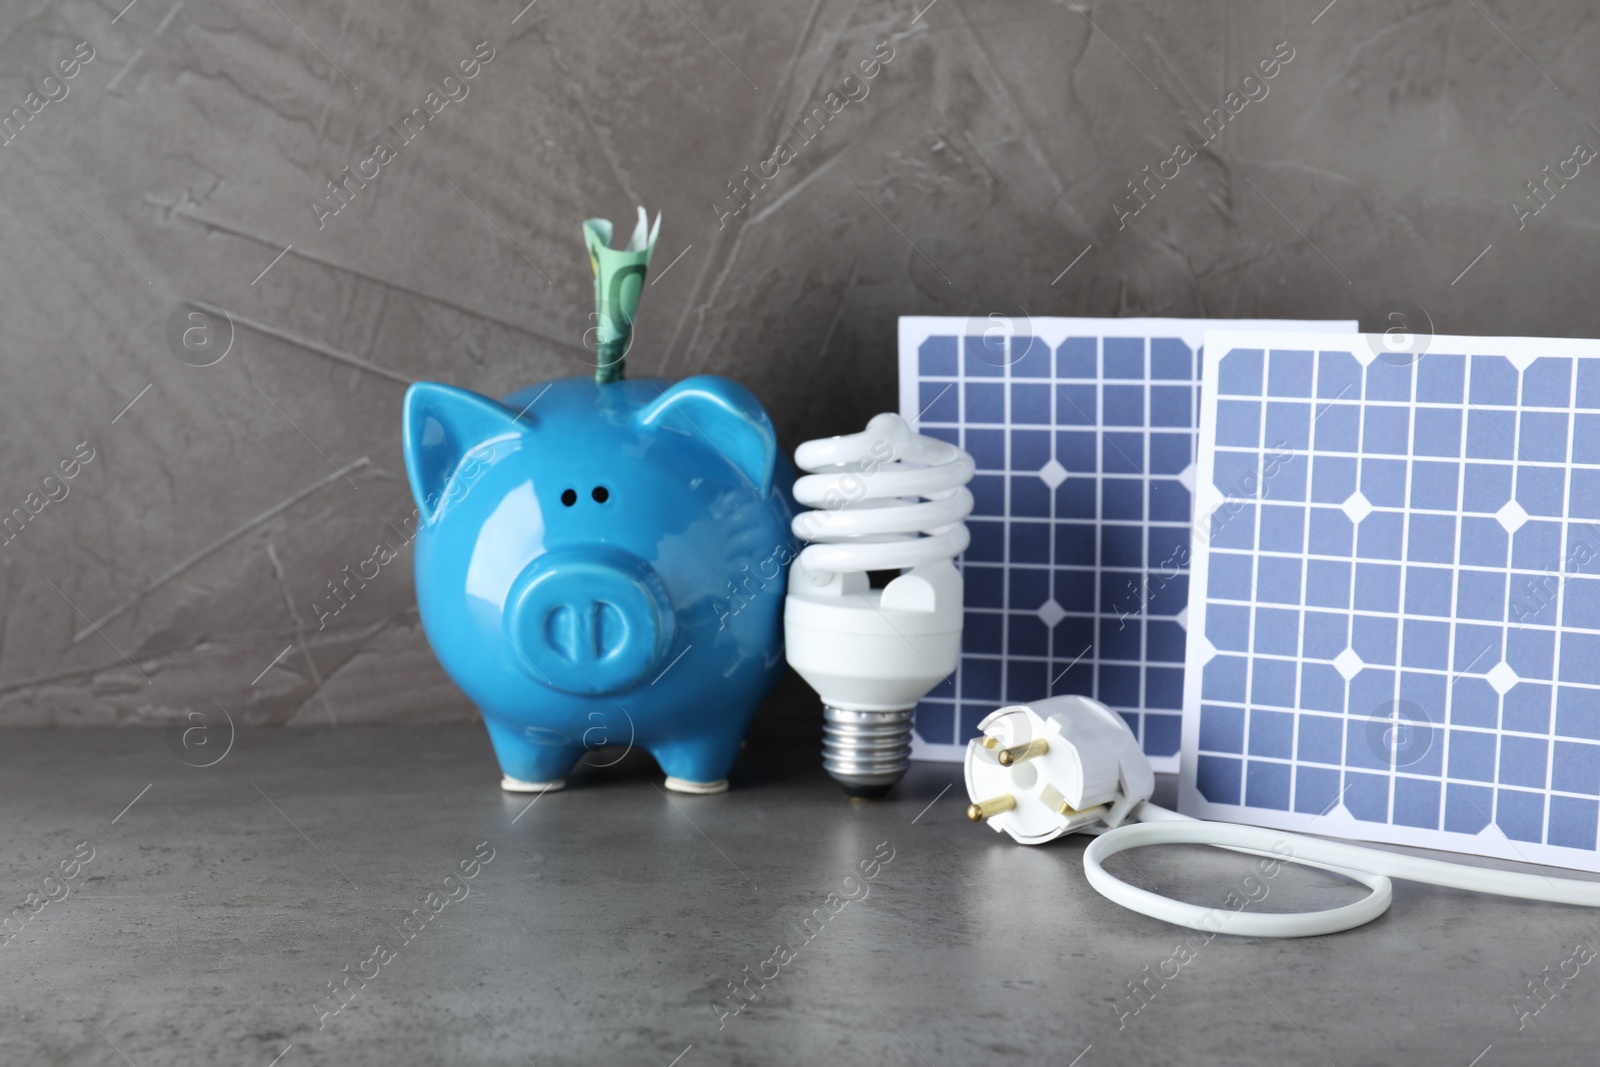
(821, 704), (914, 798)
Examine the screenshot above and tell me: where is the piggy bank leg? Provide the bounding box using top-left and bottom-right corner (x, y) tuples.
(483, 718), (582, 793)
(649, 730), (745, 795)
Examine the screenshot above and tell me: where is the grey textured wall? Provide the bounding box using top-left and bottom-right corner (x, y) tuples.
(3, 0), (1596, 727)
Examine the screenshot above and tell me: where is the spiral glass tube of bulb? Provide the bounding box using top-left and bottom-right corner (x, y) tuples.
(783, 413), (975, 797)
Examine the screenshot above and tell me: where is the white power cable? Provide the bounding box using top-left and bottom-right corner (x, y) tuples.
(967, 696), (1600, 938)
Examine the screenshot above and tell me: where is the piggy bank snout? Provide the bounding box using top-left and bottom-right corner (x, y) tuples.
(506, 548), (675, 695)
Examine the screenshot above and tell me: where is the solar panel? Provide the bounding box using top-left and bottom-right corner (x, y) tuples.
(1182, 330), (1600, 872)
(898, 316), (1357, 770)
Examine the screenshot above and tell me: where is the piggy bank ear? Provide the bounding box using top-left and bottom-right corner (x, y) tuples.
(403, 382), (527, 522)
(635, 376), (778, 495)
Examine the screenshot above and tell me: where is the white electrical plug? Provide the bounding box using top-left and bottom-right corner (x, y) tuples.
(963, 695), (1600, 937)
(963, 695), (1153, 844)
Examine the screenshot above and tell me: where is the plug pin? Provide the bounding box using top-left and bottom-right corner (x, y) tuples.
(980, 735), (999, 749)
(996, 739), (1048, 766)
(966, 794), (1017, 821)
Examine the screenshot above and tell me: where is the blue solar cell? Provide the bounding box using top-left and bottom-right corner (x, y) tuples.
(1246, 761), (1291, 810)
(1008, 521), (1050, 564)
(1407, 514), (1457, 564)
(966, 519), (1004, 562)
(1574, 414), (1600, 465)
(965, 382), (1004, 422)
(1503, 683), (1552, 733)
(1149, 432), (1192, 474)
(1010, 383), (1050, 425)
(1401, 618), (1449, 669)
(964, 335), (1007, 377)
(964, 611), (1003, 654)
(1356, 512), (1404, 559)
(1365, 359), (1413, 402)
(1317, 350), (1362, 399)
(1306, 508), (1352, 556)
(1466, 408), (1516, 459)
(1143, 712), (1181, 756)
(1459, 516), (1507, 567)
(1549, 797), (1599, 850)
(1413, 408), (1463, 457)
(1363, 406), (1411, 454)
(1297, 713), (1342, 764)
(1149, 480), (1189, 522)
(1497, 789), (1546, 843)
(964, 428), (1005, 470)
(1010, 475), (1050, 519)
(1250, 610), (1297, 659)
(1012, 336), (1052, 378)
(1257, 556), (1302, 603)
(1217, 348), (1264, 396)
(1409, 461), (1460, 509)
(1455, 570), (1504, 622)
(1102, 481), (1144, 521)
(1344, 772), (1390, 822)
(1314, 404), (1359, 452)
(912, 700), (955, 745)
(1150, 385), (1191, 427)
(1416, 355), (1465, 403)
(1575, 471), (1600, 519)
(1267, 350), (1315, 398)
(1294, 765), (1342, 813)
(970, 474), (1005, 515)
(1266, 451), (1309, 500)
(1057, 385), (1096, 425)
(1102, 431), (1144, 475)
(1499, 735), (1549, 789)
(1469, 355), (1520, 404)
(1146, 667), (1183, 707)
(1299, 662), (1346, 712)
(1310, 455), (1357, 503)
(1444, 783), (1492, 834)
(1553, 740), (1600, 794)
(1102, 385), (1145, 426)
(919, 335), (958, 376)
(965, 565), (1004, 609)
(1147, 620), (1186, 662)
(1196, 755), (1243, 803)
(1305, 559), (1351, 608)
(920, 381), (958, 422)
(1265, 401), (1311, 450)
(1206, 603), (1250, 651)
(1249, 710), (1294, 758)
(1011, 614), (1049, 655)
(1199, 704), (1244, 751)
(1055, 337), (1096, 379)
(1010, 428), (1050, 468)
(1150, 339), (1193, 380)
(1353, 563), (1401, 612)
(1103, 337), (1144, 378)
(1394, 778), (1441, 829)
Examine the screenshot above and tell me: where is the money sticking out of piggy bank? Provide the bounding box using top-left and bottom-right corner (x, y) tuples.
(402, 374), (796, 794)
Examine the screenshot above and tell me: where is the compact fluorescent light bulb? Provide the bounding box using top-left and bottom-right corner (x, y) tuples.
(784, 413), (974, 797)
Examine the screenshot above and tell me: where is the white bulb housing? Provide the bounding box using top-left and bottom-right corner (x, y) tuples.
(785, 413), (974, 797)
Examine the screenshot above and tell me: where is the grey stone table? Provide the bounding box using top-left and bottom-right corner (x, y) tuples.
(4, 712), (1597, 1066)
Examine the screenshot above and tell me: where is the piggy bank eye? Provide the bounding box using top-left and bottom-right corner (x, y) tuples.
(592, 486), (610, 503)
(560, 488), (577, 507)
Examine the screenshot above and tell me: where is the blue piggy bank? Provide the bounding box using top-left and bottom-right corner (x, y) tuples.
(402, 375), (796, 795)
